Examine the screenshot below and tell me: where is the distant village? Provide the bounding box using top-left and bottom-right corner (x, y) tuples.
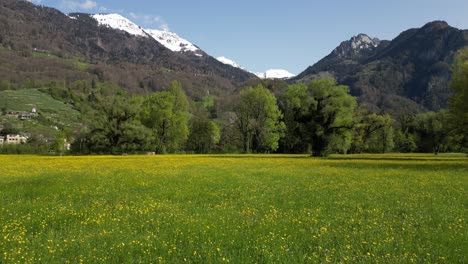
(0, 107), (37, 146)
(0, 107), (70, 150)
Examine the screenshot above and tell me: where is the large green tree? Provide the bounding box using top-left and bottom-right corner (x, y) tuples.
(83, 95), (152, 154)
(186, 104), (220, 154)
(235, 85), (285, 153)
(140, 81), (190, 153)
(283, 79), (357, 156)
(448, 48), (468, 151)
(351, 110), (395, 153)
(281, 83), (314, 153)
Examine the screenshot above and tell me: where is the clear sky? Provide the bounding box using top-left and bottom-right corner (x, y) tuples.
(30, 0), (468, 75)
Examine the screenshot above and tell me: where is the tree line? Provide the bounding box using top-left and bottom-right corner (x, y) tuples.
(73, 47), (466, 156)
(2, 49), (466, 156)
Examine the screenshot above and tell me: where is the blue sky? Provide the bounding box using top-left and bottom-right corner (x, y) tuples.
(30, 0), (468, 74)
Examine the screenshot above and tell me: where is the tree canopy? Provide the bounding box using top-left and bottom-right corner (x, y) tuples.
(140, 81), (190, 153)
(283, 79), (356, 156)
(448, 48), (468, 151)
(235, 85), (285, 153)
(84, 95), (152, 154)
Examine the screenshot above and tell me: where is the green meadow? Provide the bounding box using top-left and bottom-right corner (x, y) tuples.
(0, 154), (466, 263)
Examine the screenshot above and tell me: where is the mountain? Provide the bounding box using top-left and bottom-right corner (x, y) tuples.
(216, 57), (295, 79)
(254, 69), (296, 80)
(217, 56), (245, 69)
(293, 21), (468, 115)
(332, 34), (381, 58)
(90, 13), (204, 57)
(90, 13), (148, 37)
(0, 0), (256, 99)
(145, 29), (203, 56)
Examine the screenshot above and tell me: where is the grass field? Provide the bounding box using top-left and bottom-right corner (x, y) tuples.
(0, 154), (466, 263)
(0, 89), (81, 133)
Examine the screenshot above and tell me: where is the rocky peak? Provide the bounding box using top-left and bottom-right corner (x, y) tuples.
(332, 33), (381, 58)
(421, 20), (449, 30)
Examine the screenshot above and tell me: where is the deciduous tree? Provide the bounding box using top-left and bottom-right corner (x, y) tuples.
(235, 85), (285, 153)
(140, 81), (190, 153)
(448, 48), (468, 151)
(283, 79), (357, 156)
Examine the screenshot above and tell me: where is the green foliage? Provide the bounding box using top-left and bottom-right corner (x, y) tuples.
(84, 95), (152, 154)
(140, 81), (190, 153)
(448, 48), (468, 152)
(281, 83), (314, 153)
(0, 89), (81, 138)
(200, 95), (217, 118)
(351, 110), (395, 153)
(51, 130), (66, 156)
(283, 79), (357, 156)
(414, 111), (457, 153)
(187, 116), (220, 154)
(0, 125), (20, 136)
(0, 143), (49, 154)
(235, 85), (285, 153)
(394, 129), (417, 153)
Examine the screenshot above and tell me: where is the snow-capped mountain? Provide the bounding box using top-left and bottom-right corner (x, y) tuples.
(216, 57), (244, 69)
(216, 57), (295, 79)
(91, 14), (148, 37)
(90, 14), (293, 79)
(89, 13), (203, 56)
(145, 29), (203, 56)
(254, 69), (296, 79)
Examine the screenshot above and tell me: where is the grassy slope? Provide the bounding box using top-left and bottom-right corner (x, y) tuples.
(0, 89), (81, 134)
(0, 154), (466, 263)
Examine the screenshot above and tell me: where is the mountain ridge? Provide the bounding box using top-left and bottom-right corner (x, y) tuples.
(216, 56), (295, 79)
(0, 0), (257, 99)
(292, 21), (468, 115)
(1, 0), (466, 115)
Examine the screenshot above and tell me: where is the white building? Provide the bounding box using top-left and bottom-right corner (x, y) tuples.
(6, 134), (28, 144)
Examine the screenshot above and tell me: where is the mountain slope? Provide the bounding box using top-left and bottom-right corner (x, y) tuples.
(91, 13), (148, 37)
(145, 29), (202, 56)
(0, 0), (256, 99)
(293, 22), (468, 114)
(217, 56), (244, 69)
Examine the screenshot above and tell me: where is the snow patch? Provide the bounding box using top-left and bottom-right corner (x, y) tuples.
(216, 56), (244, 69)
(217, 57), (295, 79)
(91, 14), (148, 37)
(90, 13), (202, 56)
(255, 69), (295, 79)
(145, 29), (202, 55)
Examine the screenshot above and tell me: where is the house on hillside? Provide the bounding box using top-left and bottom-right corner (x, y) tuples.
(0, 138), (4, 145)
(5, 111), (21, 118)
(6, 134), (28, 144)
(3, 108), (38, 120)
(19, 112), (34, 120)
